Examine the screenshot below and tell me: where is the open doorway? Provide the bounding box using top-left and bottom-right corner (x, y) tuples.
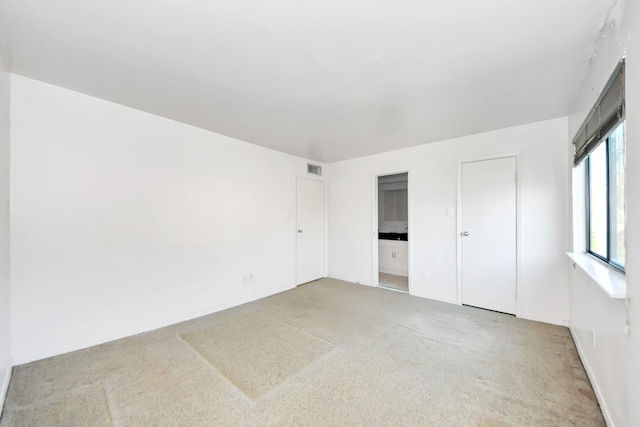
(377, 173), (409, 292)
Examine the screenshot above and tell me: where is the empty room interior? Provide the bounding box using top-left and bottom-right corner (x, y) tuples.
(0, 0), (639, 426)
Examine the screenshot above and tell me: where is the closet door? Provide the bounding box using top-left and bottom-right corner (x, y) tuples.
(296, 178), (325, 285)
(461, 156), (517, 314)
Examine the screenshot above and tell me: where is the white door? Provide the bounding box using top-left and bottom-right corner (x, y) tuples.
(296, 177), (325, 285)
(461, 157), (517, 314)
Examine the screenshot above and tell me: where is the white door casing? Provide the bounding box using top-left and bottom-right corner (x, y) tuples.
(460, 156), (517, 314)
(373, 171), (410, 288)
(296, 177), (325, 285)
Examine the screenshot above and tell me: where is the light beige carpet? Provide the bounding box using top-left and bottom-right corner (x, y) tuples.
(182, 311), (334, 400)
(0, 278), (604, 426)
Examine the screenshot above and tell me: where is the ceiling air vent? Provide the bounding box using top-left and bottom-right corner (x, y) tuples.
(307, 163), (322, 176)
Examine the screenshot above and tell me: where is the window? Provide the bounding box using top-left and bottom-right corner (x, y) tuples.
(585, 122), (625, 270)
(572, 58), (625, 272)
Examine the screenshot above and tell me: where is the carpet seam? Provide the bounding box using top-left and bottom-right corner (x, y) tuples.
(175, 334), (254, 403)
(101, 380), (121, 427)
(251, 308), (337, 347)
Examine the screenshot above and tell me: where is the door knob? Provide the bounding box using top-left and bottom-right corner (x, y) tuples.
(298, 229), (303, 233)
(461, 231), (470, 236)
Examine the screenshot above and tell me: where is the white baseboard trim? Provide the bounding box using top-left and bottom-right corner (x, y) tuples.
(0, 366), (12, 417)
(570, 327), (614, 427)
(519, 312), (569, 327)
(14, 284), (297, 365)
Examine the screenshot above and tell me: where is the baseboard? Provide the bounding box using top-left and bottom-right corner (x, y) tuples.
(519, 312), (569, 327)
(0, 366), (12, 417)
(14, 283), (297, 365)
(570, 327), (614, 427)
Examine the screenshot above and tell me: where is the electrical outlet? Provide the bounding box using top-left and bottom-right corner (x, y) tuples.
(242, 275), (249, 284)
(249, 274), (253, 282)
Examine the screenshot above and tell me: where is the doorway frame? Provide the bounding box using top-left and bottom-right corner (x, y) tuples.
(372, 170), (411, 293)
(456, 152), (522, 317)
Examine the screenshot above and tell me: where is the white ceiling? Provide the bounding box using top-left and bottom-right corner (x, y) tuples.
(0, 0), (614, 162)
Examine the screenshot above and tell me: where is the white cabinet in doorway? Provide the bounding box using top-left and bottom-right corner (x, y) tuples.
(378, 240), (408, 276)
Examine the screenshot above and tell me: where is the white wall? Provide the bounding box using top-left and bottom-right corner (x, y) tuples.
(327, 117), (570, 326)
(567, 1), (640, 426)
(10, 75), (322, 364)
(0, 36), (12, 407)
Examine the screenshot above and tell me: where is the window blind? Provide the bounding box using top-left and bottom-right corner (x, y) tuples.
(573, 59), (625, 165)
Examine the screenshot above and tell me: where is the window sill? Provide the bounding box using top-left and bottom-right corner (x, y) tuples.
(566, 252), (627, 299)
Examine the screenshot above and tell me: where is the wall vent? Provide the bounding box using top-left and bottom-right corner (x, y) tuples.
(307, 163), (322, 176)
